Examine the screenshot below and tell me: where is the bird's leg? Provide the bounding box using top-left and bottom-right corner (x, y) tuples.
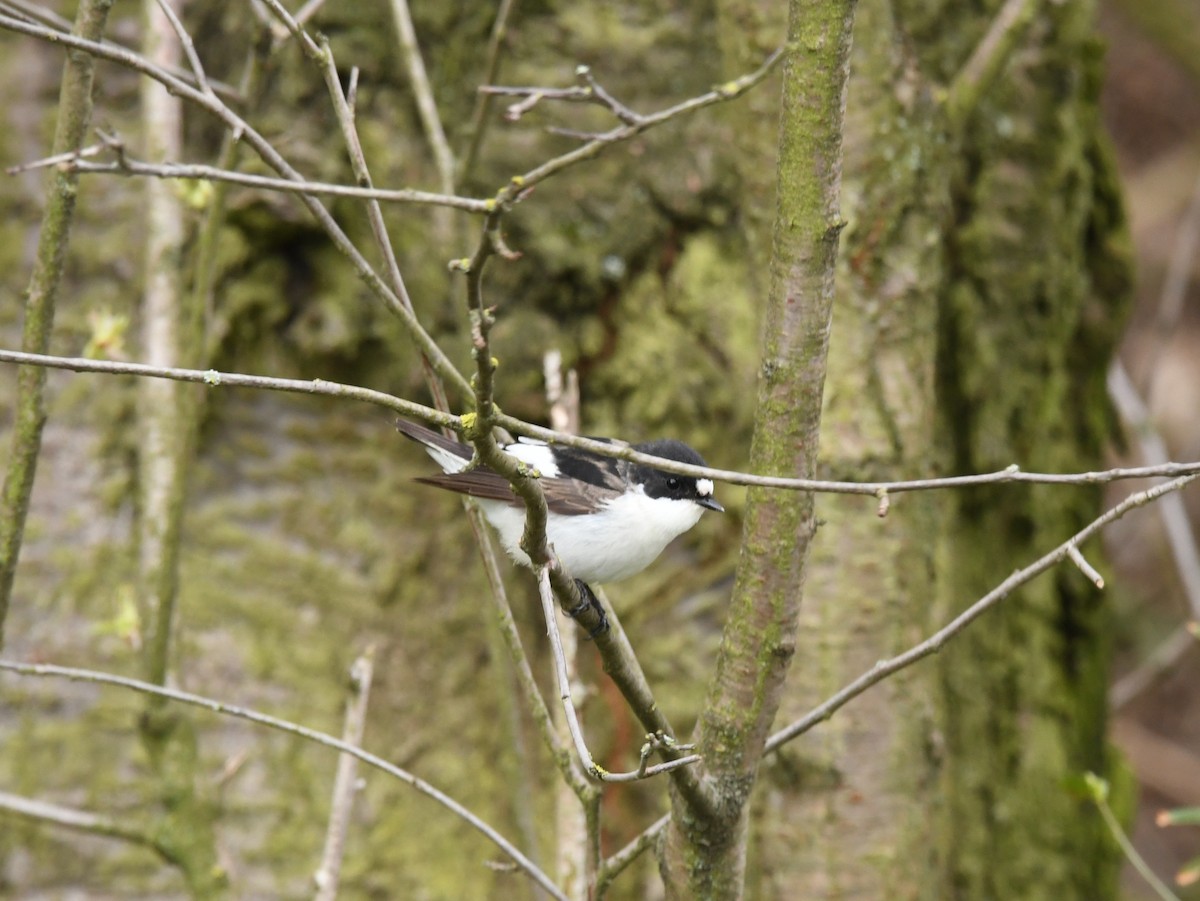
(569, 579), (609, 638)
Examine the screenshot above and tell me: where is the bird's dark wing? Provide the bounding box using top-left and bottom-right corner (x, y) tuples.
(416, 471), (622, 516)
(541, 477), (622, 515)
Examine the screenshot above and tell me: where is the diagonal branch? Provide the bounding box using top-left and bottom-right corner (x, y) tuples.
(386, 0), (455, 193)
(764, 474), (1199, 751)
(0, 659), (567, 901)
(0, 11), (472, 399)
(0, 790), (181, 864)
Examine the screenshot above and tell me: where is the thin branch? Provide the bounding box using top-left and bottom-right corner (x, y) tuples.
(316, 37), (454, 420)
(1154, 164), (1200, 336)
(314, 648), (375, 901)
(486, 46), (785, 201)
(1067, 544), (1104, 588)
(0, 11), (473, 398)
(0, 659), (567, 901)
(386, 0), (455, 193)
(253, 0), (320, 55)
(42, 152), (493, 211)
(0, 349), (454, 426)
(0, 0), (242, 102)
(1087, 775), (1182, 901)
(765, 474), (1199, 752)
(0, 790), (180, 863)
(294, 0), (329, 28)
(1109, 361), (1200, 620)
(943, 0), (1043, 130)
(0, 0), (114, 651)
(536, 567), (700, 784)
(152, 0), (214, 99)
(457, 0), (518, 185)
(596, 813), (668, 897)
(493, 412), (1200, 495)
(3, 349), (1200, 498)
(1110, 626), (1197, 710)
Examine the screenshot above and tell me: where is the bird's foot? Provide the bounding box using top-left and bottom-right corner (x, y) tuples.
(568, 579), (609, 639)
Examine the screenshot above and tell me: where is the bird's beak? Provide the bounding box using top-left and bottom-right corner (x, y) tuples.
(699, 496), (724, 513)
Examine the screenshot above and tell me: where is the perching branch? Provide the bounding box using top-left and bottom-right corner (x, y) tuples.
(0, 658), (568, 901)
(2, 349), (1199, 496)
(535, 567), (701, 784)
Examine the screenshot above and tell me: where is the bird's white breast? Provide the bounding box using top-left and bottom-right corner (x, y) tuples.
(477, 487), (704, 584)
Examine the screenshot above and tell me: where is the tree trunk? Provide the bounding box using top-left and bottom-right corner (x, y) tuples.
(933, 0), (1131, 896)
(658, 1), (858, 897)
(715, 0), (1130, 898)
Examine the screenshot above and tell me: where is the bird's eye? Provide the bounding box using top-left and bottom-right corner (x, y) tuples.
(666, 477), (680, 490)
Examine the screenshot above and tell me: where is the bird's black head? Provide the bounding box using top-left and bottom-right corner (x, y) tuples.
(631, 439), (724, 511)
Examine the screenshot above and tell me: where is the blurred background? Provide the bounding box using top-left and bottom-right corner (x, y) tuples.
(0, 0), (1198, 897)
(1098, 1), (1200, 895)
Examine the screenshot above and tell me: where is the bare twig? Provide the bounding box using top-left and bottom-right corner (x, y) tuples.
(1153, 163), (1200, 337)
(314, 649), (375, 901)
(536, 568), (700, 784)
(386, 0), (455, 193)
(596, 813), (668, 897)
(0, 349), (454, 426)
(39, 156), (493, 207)
(458, 0), (518, 185)
(0, 11), (473, 398)
(482, 64), (641, 126)
(0, 0), (241, 101)
(152, 0), (214, 99)
(253, 0), (319, 54)
(294, 0), (329, 28)
(765, 474), (1199, 751)
(1067, 544), (1105, 588)
(1110, 626), (1198, 710)
(3, 349), (1200, 498)
(0, 659), (567, 901)
(1109, 361), (1200, 620)
(316, 37), (453, 416)
(4, 140), (107, 174)
(0, 790), (180, 864)
(485, 46), (785, 200)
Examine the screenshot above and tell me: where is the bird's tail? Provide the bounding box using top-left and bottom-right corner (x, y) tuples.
(395, 419), (472, 473)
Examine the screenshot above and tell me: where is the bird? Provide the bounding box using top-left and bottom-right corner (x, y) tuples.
(396, 419), (723, 632)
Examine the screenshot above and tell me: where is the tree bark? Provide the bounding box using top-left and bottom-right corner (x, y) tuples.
(658, 1), (857, 897)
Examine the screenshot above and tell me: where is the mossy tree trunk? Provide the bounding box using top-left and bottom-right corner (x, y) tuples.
(932, 0), (1130, 896)
(713, 0), (1129, 898)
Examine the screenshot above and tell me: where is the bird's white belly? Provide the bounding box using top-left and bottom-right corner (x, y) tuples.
(477, 491), (704, 584)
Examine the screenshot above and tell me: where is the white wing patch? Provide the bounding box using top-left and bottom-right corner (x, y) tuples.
(504, 442), (560, 477)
